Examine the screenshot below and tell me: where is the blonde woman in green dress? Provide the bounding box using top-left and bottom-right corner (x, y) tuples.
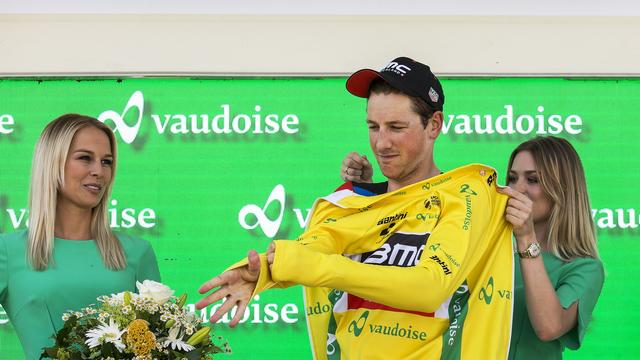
(0, 114), (160, 359)
(498, 136), (603, 359)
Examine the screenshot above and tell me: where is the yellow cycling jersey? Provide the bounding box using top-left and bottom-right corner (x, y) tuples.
(233, 164), (514, 359)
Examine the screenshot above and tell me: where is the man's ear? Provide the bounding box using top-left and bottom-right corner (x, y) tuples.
(428, 111), (443, 138)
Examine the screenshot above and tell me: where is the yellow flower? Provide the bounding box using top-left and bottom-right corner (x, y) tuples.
(124, 319), (156, 357)
(55, 348), (70, 360)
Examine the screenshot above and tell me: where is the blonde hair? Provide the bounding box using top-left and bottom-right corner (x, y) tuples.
(28, 114), (126, 270)
(507, 136), (598, 261)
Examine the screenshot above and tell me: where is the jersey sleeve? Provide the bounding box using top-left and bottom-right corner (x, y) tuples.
(226, 199), (353, 295)
(271, 177), (498, 313)
(0, 235), (7, 303)
(136, 240), (161, 283)
(225, 194), (364, 297)
(557, 258), (605, 349)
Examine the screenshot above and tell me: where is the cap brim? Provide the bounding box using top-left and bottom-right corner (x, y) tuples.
(346, 69), (384, 98)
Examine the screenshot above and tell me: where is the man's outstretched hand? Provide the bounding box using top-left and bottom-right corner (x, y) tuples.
(195, 250), (261, 327)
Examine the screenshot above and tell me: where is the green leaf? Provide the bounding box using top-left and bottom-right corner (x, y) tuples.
(101, 342), (119, 358)
(184, 347), (204, 360)
(39, 347), (58, 360)
(56, 316), (78, 345)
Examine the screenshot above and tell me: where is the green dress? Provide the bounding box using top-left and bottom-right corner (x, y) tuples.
(0, 230), (161, 360)
(509, 252), (604, 359)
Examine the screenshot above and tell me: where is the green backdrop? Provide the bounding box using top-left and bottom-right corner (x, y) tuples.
(0, 77), (638, 358)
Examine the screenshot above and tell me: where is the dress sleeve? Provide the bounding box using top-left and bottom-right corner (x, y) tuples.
(0, 235), (7, 303)
(557, 258), (605, 349)
(271, 177), (499, 313)
(136, 240), (161, 283)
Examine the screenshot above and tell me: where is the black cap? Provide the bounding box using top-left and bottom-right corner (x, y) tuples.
(346, 56), (445, 111)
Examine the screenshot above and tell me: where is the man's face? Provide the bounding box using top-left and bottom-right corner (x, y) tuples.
(366, 92), (435, 188)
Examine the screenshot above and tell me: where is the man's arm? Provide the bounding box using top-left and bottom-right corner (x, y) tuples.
(270, 179), (499, 313)
(196, 199), (352, 324)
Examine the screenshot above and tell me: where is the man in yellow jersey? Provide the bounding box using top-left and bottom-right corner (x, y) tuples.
(197, 57), (514, 359)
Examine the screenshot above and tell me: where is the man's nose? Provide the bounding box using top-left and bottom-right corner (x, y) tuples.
(375, 129), (393, 150)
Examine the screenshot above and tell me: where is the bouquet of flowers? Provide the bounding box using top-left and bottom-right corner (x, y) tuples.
(41, 280), (230, 360)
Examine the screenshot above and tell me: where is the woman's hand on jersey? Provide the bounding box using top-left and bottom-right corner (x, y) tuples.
(497, 185), (535, 238)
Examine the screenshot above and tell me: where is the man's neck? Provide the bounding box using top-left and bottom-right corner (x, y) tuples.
(387, 164), (441, 192)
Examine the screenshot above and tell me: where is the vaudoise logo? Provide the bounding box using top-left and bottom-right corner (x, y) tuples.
(97, 91), (301, 144)
(98, 91), (144, 144)
(238, 184), (312, 238)
(238, 184), (286, 238)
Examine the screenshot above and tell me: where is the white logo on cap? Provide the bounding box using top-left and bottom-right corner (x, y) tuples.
(428, 87), (439, 103)
(383, 61), (411, 76)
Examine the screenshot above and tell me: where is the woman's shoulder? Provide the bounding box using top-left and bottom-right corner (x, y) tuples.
(567, 255), (604, 271)
(113, 232), (153, 252)
(560, 255), (605, 284)
(0, 229), (27, 239)
(0, 229), (28, 247)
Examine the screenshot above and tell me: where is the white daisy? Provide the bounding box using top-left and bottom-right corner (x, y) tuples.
(85, 319), (126, 352)
(161, 326), (195, 352)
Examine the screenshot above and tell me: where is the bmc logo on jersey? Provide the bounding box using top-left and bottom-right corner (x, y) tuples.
(362, 233), (429, 267)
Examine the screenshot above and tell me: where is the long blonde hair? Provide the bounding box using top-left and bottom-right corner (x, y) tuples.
(507, 136), (598, 261)
(28, 114), (126, 270)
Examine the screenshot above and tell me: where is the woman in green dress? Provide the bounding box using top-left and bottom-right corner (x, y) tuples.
(497, 136), (603, 359)
(340, 136), (604, 359)
(0, 114), (160, 359)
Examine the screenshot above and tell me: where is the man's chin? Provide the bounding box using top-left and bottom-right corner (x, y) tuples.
(380, 168), (399, 181)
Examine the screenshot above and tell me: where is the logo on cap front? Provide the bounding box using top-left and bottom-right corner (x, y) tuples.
(382, 61), (412, 76)
(428, 87), (439, 103)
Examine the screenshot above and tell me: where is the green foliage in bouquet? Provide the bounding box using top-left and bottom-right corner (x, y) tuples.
(41, 280), (230, 360)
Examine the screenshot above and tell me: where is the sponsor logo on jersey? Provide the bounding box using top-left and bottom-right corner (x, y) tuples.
(428, 243), (460, 268)
(377, 212), (407, 225)
(429, 255), (453, 275)
(479, 276), (494, 305)
(459, 184), (477, 196)
(423, 195), (441, 209)
(486, 171), (497, 186)
(416, 213), (439, 221)
(460, 185), (475, 230)
(363, 233), (428, 267)
(421, 176), (452, 191)
(348, 310), (429, 341)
